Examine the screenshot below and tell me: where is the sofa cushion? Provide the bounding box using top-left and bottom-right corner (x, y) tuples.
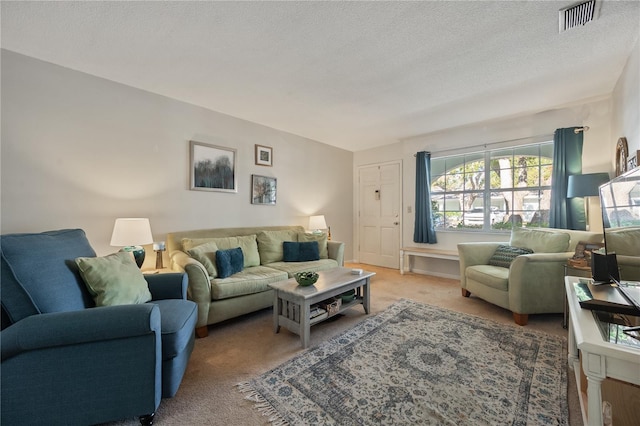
(267, 259), (339, 278)
(297, 232), (329, 259)
(488, 245), (533, 268)
(283, 241), (320, 262)
(257, 230), (299, 264)
(510, 228), (570, 253)
(216, 247), (244, 279)
(182, 235), (260, 268)
(466, 265), (510, 291)
(605, 227), (640, 256)
(75, 252), (152, 307)
(1, 229), (96, 320)
(187, 241), (219, 277)
(210, 266), (288, 300)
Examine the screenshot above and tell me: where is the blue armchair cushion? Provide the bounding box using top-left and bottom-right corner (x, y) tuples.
(215, 247), (244, 278)
(488, 245), (533, 268)
(75, 252), (152, 306)
(1, 229), (95, 323)
(283, 241), (320, 262)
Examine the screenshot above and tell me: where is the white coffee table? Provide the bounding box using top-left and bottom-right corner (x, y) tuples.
(269, 267), (375, 348)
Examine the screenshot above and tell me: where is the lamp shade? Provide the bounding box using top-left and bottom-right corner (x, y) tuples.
(308, 215), (328, 230)
(567, 173), (610, 198)
(110, 218), (154, 247)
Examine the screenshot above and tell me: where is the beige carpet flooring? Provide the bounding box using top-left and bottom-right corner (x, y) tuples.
(113, 263), (582, 425)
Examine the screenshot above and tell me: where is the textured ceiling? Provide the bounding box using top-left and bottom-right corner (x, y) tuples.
(2, 1), (639, 152)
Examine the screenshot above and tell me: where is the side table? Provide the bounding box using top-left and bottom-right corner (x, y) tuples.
(563, 262), (592, 328)
(565, 276), (640, 425)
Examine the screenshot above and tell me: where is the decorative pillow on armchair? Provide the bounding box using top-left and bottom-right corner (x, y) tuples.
(75, 251), (152, 307)
(488, 245), (534, 268)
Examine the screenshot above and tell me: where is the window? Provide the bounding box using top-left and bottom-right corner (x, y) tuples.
(430, 142), (554, 231)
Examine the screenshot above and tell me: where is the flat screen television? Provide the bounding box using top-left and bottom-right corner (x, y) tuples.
(599, 167), (640, 232)
(597, 166), (640, 282)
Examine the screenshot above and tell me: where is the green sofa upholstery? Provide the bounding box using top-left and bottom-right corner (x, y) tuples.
(167, 226), (345, 337)
(458, 227), (603, 325)
(606, 226), (640, 280)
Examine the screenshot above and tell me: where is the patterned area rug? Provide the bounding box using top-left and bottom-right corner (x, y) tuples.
(238, 299), (568, 425)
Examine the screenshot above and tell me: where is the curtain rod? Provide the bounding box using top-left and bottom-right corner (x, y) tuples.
(414, 133), (555, 157)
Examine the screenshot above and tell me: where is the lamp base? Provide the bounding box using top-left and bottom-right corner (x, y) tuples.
(122, 245), (145, 268)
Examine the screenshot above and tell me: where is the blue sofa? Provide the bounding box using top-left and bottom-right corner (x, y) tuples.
(0, 229), (198, 425)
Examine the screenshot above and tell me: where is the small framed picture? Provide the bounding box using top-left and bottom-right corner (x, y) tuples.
(255, 144), (273, 167)
(251, 175), (277, 205)
(190, 141), (237, 192)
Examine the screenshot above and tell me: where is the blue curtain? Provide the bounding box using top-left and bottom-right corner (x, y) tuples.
(549, 127), (584, 230)
(414, 151), (437, 243)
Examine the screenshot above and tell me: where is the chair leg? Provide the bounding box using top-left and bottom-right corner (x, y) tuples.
(139, 413), (155, 426)
(513, 313), (528, 326)
(461, 288), (471, 297)
(195, 325), (209, 338)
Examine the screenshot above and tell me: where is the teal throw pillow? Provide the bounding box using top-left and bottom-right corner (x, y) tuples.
(488, 245), (533, 269)
(216, 247), (244, 278)
(75, 251), (152, 307)
(283, 241), (320, 262)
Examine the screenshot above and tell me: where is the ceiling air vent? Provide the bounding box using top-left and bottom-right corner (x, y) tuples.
(559, 0), (597, 32)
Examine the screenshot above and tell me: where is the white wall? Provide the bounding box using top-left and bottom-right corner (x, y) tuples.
(611, 37), (640, 163)
(353, 97), (619, 277)
(1, 50), (354, 267)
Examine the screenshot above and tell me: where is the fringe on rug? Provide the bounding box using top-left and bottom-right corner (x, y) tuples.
(236, 382), (289, 426)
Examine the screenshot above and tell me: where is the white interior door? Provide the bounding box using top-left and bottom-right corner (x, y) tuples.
(358, 162), (401, 268)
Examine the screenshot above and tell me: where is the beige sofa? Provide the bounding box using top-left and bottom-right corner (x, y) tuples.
(458, 227), (603, 325)
(167, 226), (344, 337)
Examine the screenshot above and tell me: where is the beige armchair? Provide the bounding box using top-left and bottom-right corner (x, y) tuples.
(458, 227), (603, 325)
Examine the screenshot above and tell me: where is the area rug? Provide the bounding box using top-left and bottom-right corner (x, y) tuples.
(238, 299), (568, 425)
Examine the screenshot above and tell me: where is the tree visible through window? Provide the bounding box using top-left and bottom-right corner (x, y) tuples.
(430, 143), (554, 231)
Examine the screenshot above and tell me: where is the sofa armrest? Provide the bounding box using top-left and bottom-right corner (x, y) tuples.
(328, 241), (345, 266)
(170, 251), (212, 329)
(457, 243), (503, 288)
(2, 304), (160, 361)
(508, 252), (574, 314)
(145, 273), (188, 300)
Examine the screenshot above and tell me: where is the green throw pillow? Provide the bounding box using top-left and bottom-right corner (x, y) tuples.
(182, 235), (259, 268)
(188, 241), (219, 277)
(488, 245), (534, 268)
(297, 232), (328, 259)
(75, 251), (152, 307)
(257, 230), (299, 264)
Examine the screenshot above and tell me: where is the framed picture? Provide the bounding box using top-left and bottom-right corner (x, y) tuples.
(190, 141), (237, 192)
(255, 144), (273, 166)
(251, 174), (277, 205)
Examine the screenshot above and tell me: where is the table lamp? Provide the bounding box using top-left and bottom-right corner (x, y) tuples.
(567, 173), (610, 230)
(110, 218), (154, 268)
(309, 215), (327, 233)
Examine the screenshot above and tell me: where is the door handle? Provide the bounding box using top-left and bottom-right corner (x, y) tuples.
(394, 221), (399, 225)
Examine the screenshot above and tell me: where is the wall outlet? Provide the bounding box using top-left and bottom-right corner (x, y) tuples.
(407, 206), (412, 213)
